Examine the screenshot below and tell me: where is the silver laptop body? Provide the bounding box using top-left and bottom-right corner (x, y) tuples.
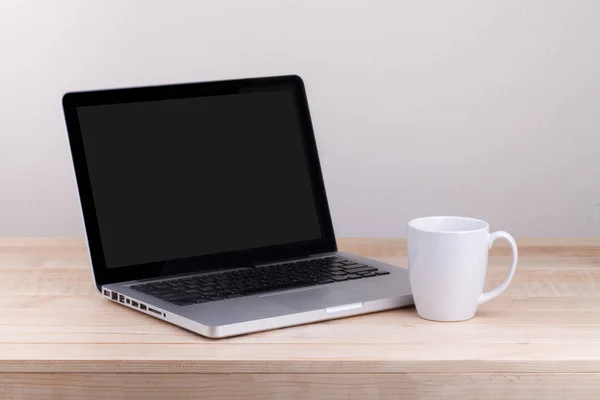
(63, 75), (413, 338)
(103, 252), (412, 338)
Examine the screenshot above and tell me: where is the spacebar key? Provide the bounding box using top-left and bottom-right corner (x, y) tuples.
(241, 281), (317, 295)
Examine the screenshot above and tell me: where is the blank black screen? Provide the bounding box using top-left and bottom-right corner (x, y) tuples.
(77, 90), (322, 269)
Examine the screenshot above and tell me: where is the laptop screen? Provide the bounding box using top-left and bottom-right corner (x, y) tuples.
(76, 89), (322, 269)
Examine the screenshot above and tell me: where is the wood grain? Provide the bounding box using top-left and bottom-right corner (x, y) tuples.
(1, 237), (600, 399)
(1, 373), (599, 400)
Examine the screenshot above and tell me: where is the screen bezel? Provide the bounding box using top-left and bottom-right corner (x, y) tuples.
(62, 75), (337, 288)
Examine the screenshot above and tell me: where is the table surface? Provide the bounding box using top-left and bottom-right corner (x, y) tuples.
(1, 237), (600, 399)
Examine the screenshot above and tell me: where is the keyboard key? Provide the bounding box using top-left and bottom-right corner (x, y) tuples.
(348, 274), (363, 280)
(169, 284), (185, 289)
(343, 266), (377, 274)
(343, 261), (363, 267)
(153, 285), (170, 290)
(342, 264), (369, 270)
(172, 294), (202, 303)
(361, 272), (376, 277)
(328, 262), (346, 267)
(376, 271), (390, 276)
(330, 271), (347, 276)
(153, 290), (176, 296)
(318, 279), (334, 284)
(331, 276), (348, 281)
(241, 281), (316, 295)
(158, 296), (178, 301)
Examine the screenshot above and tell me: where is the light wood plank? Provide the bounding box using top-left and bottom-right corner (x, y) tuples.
(1, 373), (599, 400)
(2, 343), (600, 373)
(2, 308), (600, 344)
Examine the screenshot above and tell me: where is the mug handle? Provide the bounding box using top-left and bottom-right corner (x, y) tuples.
(478, 231), (518, 305)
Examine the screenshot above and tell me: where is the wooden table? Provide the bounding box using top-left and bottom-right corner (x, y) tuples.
(1, 238), (599, 399)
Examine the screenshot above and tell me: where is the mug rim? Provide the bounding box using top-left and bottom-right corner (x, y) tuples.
(408, 216), (489, 234)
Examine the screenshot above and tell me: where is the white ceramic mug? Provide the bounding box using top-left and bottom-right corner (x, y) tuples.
(407, 216), (518, 322)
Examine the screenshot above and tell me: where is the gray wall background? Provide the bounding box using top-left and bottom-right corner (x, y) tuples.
(1, 0), (599, 237)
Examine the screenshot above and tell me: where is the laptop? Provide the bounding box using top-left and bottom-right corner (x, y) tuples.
(62, 75), (413, 338)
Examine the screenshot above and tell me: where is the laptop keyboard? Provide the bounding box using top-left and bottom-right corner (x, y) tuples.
(130, 256), (390, 306)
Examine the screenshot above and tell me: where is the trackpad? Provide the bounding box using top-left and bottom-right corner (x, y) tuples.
(263, 287), (373, 312)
